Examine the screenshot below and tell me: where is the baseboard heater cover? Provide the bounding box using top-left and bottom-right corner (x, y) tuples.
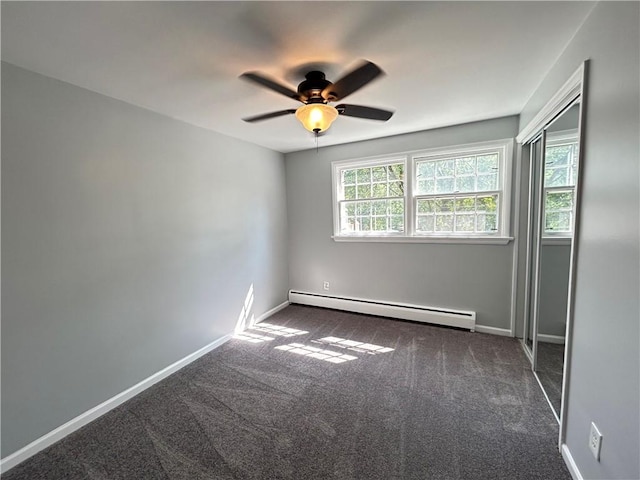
(289, 290), (476, 331)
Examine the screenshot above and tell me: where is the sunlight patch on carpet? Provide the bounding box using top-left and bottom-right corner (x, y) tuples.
(234, 331), (275, 343)
(311, 337), (394, 355)
(251, 323), (308, 337)
(275, 343), (358, 363)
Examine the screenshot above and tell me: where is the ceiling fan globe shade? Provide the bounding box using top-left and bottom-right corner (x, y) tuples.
(295, 104), (338, 133)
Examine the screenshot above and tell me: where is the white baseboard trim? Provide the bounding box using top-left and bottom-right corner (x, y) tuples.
(561, 443), (583, 480)
(537, 333), (566, 344)
(289, 290), (476, 331)
(0, 333), (233, 474)
(474, 325), (512, 337)
(254, 300), (289, 324)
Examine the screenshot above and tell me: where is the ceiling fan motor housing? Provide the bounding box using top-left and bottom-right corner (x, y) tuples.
(298, 71), (333, 102)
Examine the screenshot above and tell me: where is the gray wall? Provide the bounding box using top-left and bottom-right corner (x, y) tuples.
(1, 63), (289, 457)
(519, 2), (639, 479)
(285, 117), (518, 330)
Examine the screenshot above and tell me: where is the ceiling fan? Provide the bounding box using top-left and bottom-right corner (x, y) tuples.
(240, 60), (394, 134)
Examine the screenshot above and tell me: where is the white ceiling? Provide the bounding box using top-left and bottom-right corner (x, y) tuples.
(1, 1), (595, 153)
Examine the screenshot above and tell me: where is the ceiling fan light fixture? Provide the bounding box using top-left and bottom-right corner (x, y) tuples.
(295, 103), (338, 133)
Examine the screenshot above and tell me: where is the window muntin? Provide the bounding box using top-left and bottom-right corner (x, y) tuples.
(332, 140), (512, 242)
(337, 161), (405, 235)
(543, 135), (578, 236)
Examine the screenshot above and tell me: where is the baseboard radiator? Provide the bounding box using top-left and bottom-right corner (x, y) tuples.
(289, 290), (476, 332)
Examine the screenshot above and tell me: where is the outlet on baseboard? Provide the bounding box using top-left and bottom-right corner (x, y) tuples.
(323, 281), (330, 291)
(589, 422), (602, 461)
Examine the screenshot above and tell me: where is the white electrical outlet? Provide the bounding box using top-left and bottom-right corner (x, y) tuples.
(589, 422), (603, 461)
(323, 281), (330, 291)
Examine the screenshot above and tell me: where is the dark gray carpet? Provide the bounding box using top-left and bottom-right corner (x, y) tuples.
(3, 305), (570, 480)
(536, 342), (565, 417)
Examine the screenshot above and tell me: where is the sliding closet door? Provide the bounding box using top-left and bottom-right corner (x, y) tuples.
(522, 134), (545, 367)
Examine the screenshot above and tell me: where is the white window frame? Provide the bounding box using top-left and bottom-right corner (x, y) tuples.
(331, 139), (514, 244)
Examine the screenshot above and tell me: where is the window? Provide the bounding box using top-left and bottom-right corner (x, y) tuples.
(414, 152), (500, 235)
(337, 159), (406, 235)
(544, 132), (579, 237)
(332, 140), (513, 243)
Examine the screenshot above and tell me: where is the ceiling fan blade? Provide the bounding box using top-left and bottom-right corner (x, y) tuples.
(242, 109), (297, 123)
(336, 104), (394, 121)
(241, 72), (303, 101)
(322, 61), (384, 101)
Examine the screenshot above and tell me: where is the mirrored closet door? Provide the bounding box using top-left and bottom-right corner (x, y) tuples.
(522, 99), (582, 420)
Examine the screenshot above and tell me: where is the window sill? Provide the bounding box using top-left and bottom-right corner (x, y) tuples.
(332, 235), (514, 245)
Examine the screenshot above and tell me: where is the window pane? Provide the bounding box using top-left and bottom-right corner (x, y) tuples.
(545, 168), (569, 187)
(455, 214), (475, 232)
(342, 216), (356, 232)
(356, 202), (371, 215)
(387, 164), (404, 180)
(456, 157), (475, 175)
(435, 214), (454, 232)
(477, 214), (498, 232)
(373, 217), (387, 231)
(357, 184), (371, 198)
(545, 212), (572, 232)
(455, 197), (476, 212)
(390, 216), (404, 232)
(477, 194), (498, 212)
(435, 198), (454, 212)
(417, 199), (434, 214)
(435, 177), (454, 193)
(436, 160), (455, 177)
(417, 215), (434, 232)
(372, 166), (387, 181)
(477, 173), (497, 191)
(344, 204), (356, 216)
(455, 176), (475, 192)
(343, 169), (356, 185)
(344, 185), (356, 200)
(372, 200), (387, 215)
(358, 217), (371, 231)
(389, 181), (404, 196)
(356, 168), (371, 183)
(390, 200), (404, 214)
(546, 191), (573, 210)
(546, 145), (571, 167)
(416, 178), (435, 195)
(417, 161), (435, 178)
(372, 183), (387, 198)
(477, 154), (498, 173)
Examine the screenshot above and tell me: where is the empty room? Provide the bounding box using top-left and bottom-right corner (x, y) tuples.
(1, 2), (638, 479)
